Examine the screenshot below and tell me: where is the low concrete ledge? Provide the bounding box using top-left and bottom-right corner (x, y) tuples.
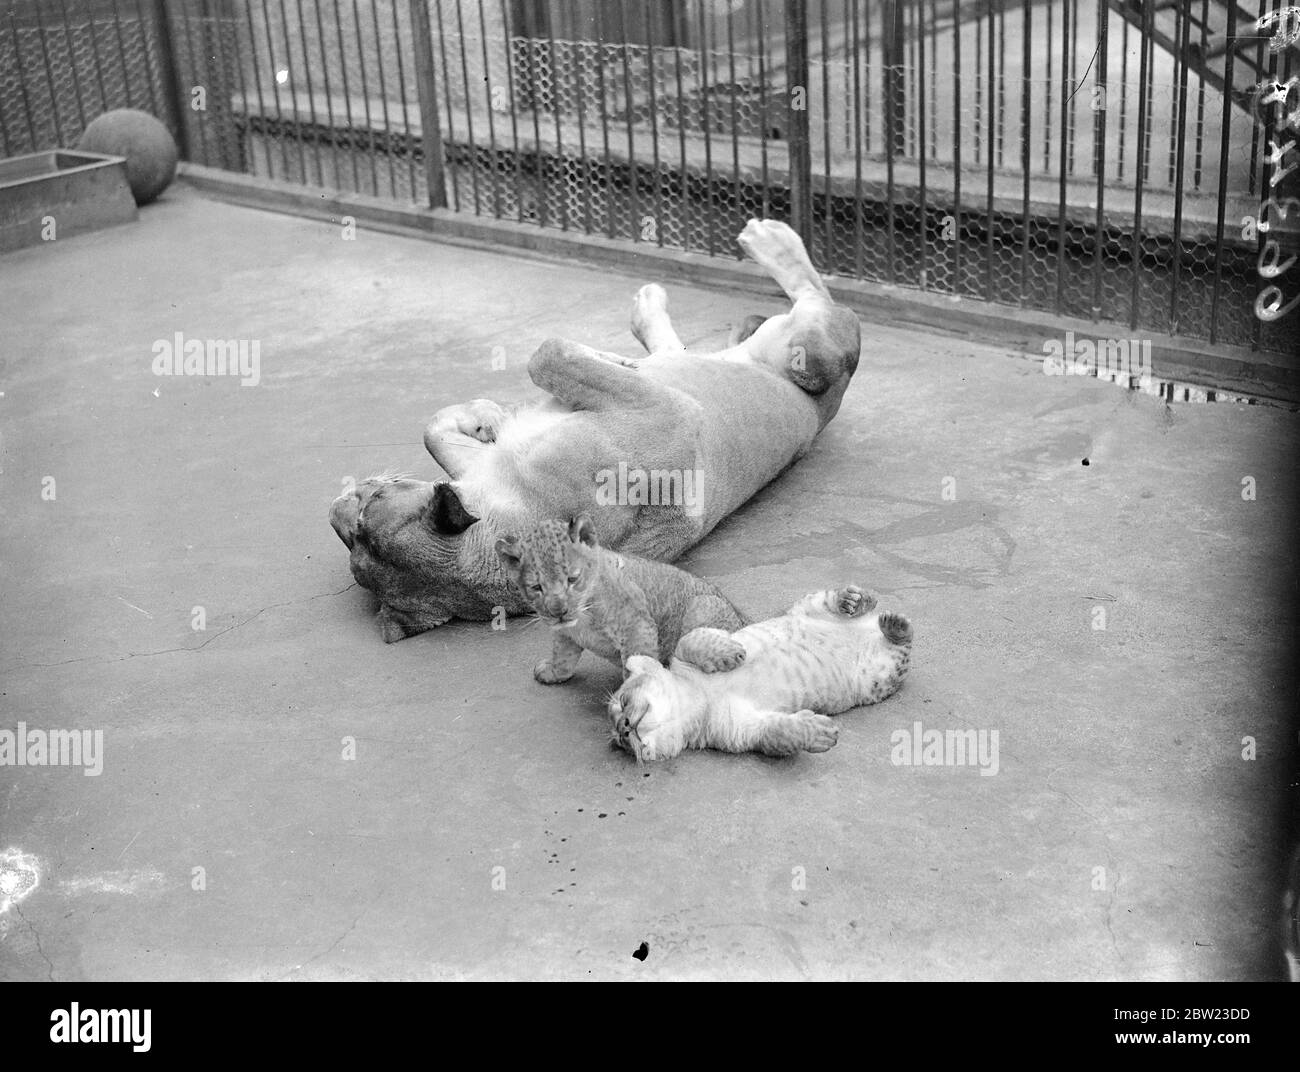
(178, 162), (1300, 405)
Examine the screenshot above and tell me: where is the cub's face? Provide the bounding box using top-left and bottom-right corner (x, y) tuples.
(608, 656), (683, 762)
(495, 515), (599, 626)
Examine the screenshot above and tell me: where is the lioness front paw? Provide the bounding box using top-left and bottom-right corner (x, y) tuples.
(533, 658), (575, 684)
(836, 585), (876, 617)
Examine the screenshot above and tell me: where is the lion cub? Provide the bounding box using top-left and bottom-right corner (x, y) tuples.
(496, 515), (747, 684)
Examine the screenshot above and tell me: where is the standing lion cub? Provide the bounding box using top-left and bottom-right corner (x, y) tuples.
(496, 515), (747, 683)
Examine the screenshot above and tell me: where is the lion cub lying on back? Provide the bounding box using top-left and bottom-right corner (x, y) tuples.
(609, 586), (913, 762)
(496, 515), (746, 684)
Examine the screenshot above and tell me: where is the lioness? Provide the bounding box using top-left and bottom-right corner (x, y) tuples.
(330, 219), (861, 641)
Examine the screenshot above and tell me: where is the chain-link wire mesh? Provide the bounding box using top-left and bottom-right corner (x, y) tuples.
(0, 0), (180, 154)
(1, 0), (1294, 357)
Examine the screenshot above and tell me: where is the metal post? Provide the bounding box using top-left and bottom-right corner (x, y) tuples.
(785, 0), (812, 248)
(151, 0), (190, 159)
(410, 0), (447, 208)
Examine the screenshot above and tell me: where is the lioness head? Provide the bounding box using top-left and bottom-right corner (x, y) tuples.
(329, 475), (525, 641)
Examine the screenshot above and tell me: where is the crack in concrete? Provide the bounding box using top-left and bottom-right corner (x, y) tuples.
(13, 903), (54, 982)
(278, 891), (383, 981)
(0, 583), (358, 675)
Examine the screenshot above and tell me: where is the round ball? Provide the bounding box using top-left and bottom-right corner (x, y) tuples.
(76, 109), (179, 206)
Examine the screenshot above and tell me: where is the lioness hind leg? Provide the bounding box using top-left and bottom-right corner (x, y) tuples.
(675, 627), (745, 674)
(737, 219), (831, 303)
(423, 398), (509, 477)
(630, 284), (685, 355)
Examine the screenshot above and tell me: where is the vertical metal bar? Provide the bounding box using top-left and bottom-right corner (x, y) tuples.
(1168, 0), (1191, 333)
(180, 0), (214, 166)
(1247, 0), (1268, 197)
(1067, 0), (1078, 174)
(313, 0), (341, 188)
(996, 0), (1005, 169)
(919, 0), (929, 289)
(644, 2), (663, 247)
(391, 1), (419, 201)
(0, 55), (10, 155)
(35, 4), (67, 150)
(595, 6), (613, 237)
(727, 0), (740, 255)
(673, 21), (690, 243)
(353, 0), (377, 195)
(453, 0), (479, 211)
(295, 0), (323, 187)
(258, 0), (291, 177)
(496, 0), (522, 220)
(756, 0), (769, 217)
(1018, 0), (1030, 305)
(85, 0), (111, 115)
(862, 0), (871, 150)
(333, 0), (360, 190)
(1091, 0), (1108, 319)
(475, 0), (500, 215)
(410, 0), (448, 208)
(618, 0), (637, 241)
(7, 2), (39, 152)
(542, 7), (563, 228)
(699, 0), (715, 254)
(573, 19), (592, 233)
(929, 0), (937, 160)
(152, 0), (188, 158)
(1054, 0), (1071, 312)
(974, 0), (982, 164)
(1167, 0), (1180, 185)
(821, 0), (832, 266)
(785, 0), (812, 250)
(1208, 0), (1236, 344)
(953, 0), (963, 295)
(1252, 0), (1279, 351)
(852, 0), (863, 277)
(1128, 0), (1151, 330)
(1044, 0), (1053, 173)
(134, 0), (163, 119)
(985, 0), (996, 300)
(373, 0), (397, 199)
(523, 9), (542, 225)
(56, 0), (88, 131)
(883, 0), (897, 282)
(109, 0), (135, 109)
(207, 0), (236, 171)
(1193, 0), (1208, 189)
(280, 0), (309, 183)
(1117, 8), (1127, 181)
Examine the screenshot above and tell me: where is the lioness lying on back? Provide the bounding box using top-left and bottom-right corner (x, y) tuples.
(496, 515), (746, 683)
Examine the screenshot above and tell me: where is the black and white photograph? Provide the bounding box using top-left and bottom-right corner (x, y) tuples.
(0, 0), (1297, 1007)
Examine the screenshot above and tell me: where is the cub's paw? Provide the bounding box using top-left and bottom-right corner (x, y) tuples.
(533, 658), (575, 685)
(878, 612), (913, 646)
(797, 711), (840, 753)
(637, 728), (683, 763)
(835, 585), (877, 618)
(431, 398), (508, 443)
(696, 639), (746, 674)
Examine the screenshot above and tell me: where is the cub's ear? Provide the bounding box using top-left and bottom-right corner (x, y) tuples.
(495, 535), (521, 569)
(569, 513), (598, 548)
(426, 482), (478, 536)
(624, 654), (661, 677)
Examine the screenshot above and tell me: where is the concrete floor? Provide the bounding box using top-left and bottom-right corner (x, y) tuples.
(0, 185), (1295, 981)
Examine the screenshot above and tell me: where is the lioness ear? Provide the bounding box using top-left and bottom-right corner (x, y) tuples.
(569, 513), (598, 548)
(426, 482), (478, 536)
(495, 535), (521, 569)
